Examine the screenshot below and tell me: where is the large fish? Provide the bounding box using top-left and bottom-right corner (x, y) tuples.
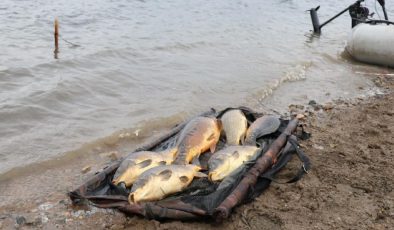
(244, 115), (280, 145)
(112, 148), (177, 187)
(174, 116), (221, 164)
(208, 145), (260, 182)
(221, 109), (248, 145)
(128, 164), (206, 204)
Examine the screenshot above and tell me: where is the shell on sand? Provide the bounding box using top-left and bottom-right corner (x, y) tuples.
(208, 145), (260, 181)
(221, 109), (248, 145)
(174, 116), (221, 164)
(128, 164), (205, 204)
(245, 115), (280, 145)
(112, 148), (177, 187)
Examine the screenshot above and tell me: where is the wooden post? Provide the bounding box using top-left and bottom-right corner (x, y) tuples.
(54, 18), (59, 59)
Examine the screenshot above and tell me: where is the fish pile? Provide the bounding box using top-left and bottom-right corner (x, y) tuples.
(111, 110), (281, 204)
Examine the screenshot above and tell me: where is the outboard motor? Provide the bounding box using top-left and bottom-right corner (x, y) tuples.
(308, 0), (387, 33)
(349, 1), (370, 27)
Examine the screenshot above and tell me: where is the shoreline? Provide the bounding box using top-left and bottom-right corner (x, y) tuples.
(0, 75), (393, 229)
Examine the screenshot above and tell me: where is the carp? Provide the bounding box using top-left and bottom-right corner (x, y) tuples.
(208, 145), (260, 182)
(174, 116), (221, 164)
(128, 164), (206, 204)
(245, 115), (280, 145)
(112, 148), (177, 187)
(221, 109), (248, 145)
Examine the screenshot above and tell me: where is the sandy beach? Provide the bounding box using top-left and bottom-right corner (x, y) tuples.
(0, 75), (392, 229)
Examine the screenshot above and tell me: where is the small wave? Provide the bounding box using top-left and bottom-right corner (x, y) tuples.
(0, 111), (189, 181)
(254, 62), (311, 103)
(152, 41), (212, 52)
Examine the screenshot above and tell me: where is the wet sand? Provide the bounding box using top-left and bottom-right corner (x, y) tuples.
(0, 76), (393, 229)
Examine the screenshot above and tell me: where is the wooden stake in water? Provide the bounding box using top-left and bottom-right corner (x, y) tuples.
(54, 18), (59, 59)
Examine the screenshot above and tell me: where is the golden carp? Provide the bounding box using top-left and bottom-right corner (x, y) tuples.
(174, 116), (221, 164)
(112, 148), (177, 187)
(128, 164), (206, 204)
(245, 115), (280, 146)
(208, 145), (260, 181)
(221, 109), (248, 145)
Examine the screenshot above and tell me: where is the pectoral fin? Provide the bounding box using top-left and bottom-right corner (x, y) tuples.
(195, 172), (208, 178)
(206, 133), (216, 141)
(210, 143), (217, 153)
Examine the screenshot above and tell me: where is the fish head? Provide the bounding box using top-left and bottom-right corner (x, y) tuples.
(112, 168), (136, 187)
(129, 173), (161, 204)
(208, 157), (227, 181)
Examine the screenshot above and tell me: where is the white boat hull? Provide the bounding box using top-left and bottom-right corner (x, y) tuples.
(346, 23), (394, 68)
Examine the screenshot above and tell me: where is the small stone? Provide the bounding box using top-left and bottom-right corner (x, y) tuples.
(313, 144), (324, 150)
(38, 203), (54, 211)
(24, 213), (41, 225)
(329, 144), (337, 148)
(111, 224), (124, 230)
(81, 166), (91, 174)
(308, 100), (317, 106)
(15, 216), (26, 225)
(55, 217), (66, 224)
(100, 151), (119, 161)
(323, 102), (334, 111)
(308, 100), (323, 110)
(110, 152), (119, 161)
(134, 129), (141, 136)
(296, 114), (305, 120)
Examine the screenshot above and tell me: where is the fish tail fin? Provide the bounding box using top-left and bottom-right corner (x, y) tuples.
(210, 143), (217, 153)
(195, 172), (208, 178)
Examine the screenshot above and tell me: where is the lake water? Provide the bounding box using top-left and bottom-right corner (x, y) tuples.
(0, 0), (392, 176)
